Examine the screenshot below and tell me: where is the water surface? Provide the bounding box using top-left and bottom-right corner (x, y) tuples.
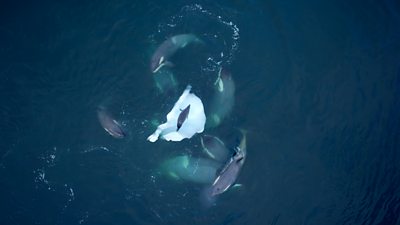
(0, 0), (399, 224)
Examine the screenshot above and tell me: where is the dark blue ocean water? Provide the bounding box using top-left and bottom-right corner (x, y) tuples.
(1, 0), (399, 224)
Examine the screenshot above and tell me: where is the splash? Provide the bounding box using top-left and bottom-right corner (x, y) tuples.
(153, 4), (240, 73)
(33, 146), (75, 211)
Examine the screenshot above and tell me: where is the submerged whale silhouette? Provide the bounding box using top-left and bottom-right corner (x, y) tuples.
(150, 34), (203, 73)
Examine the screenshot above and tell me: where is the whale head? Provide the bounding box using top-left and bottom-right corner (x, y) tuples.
(151, 56), (174, 73)
(151, 55), (165, 73)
